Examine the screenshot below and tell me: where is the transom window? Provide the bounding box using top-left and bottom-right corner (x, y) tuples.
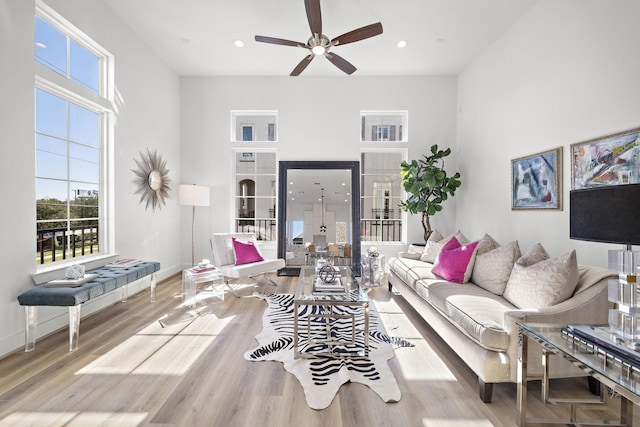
(360, 111), (408, 142)
(35, 15), (100, 93)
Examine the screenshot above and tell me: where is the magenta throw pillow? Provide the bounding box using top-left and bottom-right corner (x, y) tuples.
(232, 237), (264, 265)
(432, 237), (479, 283)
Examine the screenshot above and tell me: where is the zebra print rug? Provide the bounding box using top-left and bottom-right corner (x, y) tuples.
(244, 292), (413, 410)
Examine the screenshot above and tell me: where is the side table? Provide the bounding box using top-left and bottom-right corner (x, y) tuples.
(361, 254), (385, 287)
(182, 266), (223, 308)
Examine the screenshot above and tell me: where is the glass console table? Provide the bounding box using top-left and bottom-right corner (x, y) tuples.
(518, 323), (639, 426)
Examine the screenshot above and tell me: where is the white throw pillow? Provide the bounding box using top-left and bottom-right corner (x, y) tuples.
(471, 240), (521, 295)
(503, 249), (579, 309)
(420, 231), (469, 263)
(475, 233), (501, 256)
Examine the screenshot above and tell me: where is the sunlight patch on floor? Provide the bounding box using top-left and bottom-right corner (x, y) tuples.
(422, 418), (494, 426)
(0, 411), (148, 426)
(76, 313), (232, 376)
(374, 299), (458, 382)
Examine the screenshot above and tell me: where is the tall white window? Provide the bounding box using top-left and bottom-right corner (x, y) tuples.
(361, 150), (406, 243)
(233, 150), (278, 240)
(35, 3), (113, 266)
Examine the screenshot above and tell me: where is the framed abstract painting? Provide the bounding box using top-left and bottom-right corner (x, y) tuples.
(511, 147), (562, 210)
(570, 127), (640, 190)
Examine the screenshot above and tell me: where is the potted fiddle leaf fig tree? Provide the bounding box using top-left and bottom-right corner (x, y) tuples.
(398, 144), (462, 242)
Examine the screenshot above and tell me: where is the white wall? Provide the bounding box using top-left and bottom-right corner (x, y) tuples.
(0, 0), (181, 357)
(180, 76), (458, 262)
(457, 0), (640, 268)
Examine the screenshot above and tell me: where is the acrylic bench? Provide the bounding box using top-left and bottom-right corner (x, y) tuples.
(17, 261), (160, 352)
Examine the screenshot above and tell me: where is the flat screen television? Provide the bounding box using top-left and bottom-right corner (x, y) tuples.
(569, 183), (640, 246)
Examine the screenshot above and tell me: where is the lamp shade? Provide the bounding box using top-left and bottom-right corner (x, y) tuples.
(570, 183), (640, 245)
(178, 184), (210, 207)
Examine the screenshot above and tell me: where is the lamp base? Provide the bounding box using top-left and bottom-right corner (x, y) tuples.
(607, 249), (640, 338)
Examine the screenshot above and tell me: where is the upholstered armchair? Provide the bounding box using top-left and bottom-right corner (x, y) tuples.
(210, 233), (285, 296)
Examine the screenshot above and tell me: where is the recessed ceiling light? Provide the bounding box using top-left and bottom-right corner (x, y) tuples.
(234, 40), (244, 48)
(397, 40), (407, 48)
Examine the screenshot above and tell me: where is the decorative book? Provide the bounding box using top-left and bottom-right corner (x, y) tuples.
(187, 265), (218, 275)
(561, 324), (640, 368)
(46, 274), (99, 287)
(312, 277), (346, 293)
(105, 258), (143, 268)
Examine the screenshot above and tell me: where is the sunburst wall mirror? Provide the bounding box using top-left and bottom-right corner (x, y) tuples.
(132, 148), (171, 211)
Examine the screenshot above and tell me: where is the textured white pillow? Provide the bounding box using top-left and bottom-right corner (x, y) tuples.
(471, 240), (521, 295)
(475, 233), (501, 255)
(420, 231), (469, 263)
(503, 249), (579, 309)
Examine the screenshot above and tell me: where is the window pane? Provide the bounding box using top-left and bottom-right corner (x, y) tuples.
(36, 134), (67, 179)
(70, 39), (99, 92)
(36, 89), (68, 138)
(70, 156), (99, 182)
(69, 103), (99, 146)
(36, 178), (68, 206)
(35, 16), (67, 76)
(256, 152), (276, 174)
(70, 183), (99, 219)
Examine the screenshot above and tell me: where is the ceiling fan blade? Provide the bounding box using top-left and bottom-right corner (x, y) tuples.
(255, 35), (305, 47)
(304, 0), (322, 36)
(290, 54), (314, 76)
(325, 52), (357, 75)
(332, 22), (383, 46)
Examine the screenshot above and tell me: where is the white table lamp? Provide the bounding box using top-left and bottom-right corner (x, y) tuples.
(178, 184), (210, 266)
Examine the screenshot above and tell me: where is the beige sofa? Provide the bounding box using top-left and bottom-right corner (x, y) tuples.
(387, 236), (615, 403)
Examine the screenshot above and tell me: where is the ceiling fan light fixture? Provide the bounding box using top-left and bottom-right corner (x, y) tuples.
(311, 45), (326, 55)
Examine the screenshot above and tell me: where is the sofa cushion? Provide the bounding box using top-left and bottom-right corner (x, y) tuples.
(417, 279), (513, 351)
(471, 240), (521, 295)
(432, 237), (479, 283)
(388, 257), (437, 291)
(503, 249), (579, 309)
(420, 231), (469, 263)
(475, 233), (500, 255)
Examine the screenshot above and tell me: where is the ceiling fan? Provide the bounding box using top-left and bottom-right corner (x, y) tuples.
(254, 0), (383, 76)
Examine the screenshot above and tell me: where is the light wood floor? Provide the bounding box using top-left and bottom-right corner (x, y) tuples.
(0, 274), (635, 426)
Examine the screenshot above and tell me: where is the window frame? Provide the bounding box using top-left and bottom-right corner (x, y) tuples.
(360, 148), (408, 244)
(34, 2), (115, 273)
(231, 148), (278, 241)
(360, 110), (408, 143)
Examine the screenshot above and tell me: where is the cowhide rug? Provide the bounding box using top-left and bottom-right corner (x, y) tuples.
(244, 292), (413, 410)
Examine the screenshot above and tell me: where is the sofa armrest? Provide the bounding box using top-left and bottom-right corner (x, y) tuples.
(503, 278), (611, 326)
(501, 277), (611, 380)
(398, 251), (422, 260)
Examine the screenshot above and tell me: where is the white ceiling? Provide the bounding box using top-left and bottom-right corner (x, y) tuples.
(103, 0), (538, 77)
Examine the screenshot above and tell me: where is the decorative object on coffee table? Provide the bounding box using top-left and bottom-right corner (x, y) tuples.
(245, 292), (413, 410)
(132, 148), (171, 212)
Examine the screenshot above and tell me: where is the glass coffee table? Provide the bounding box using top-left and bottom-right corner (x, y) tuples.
(294, 266), (369, 359)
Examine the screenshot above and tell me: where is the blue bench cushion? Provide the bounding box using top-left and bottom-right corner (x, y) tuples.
(18, 262), (160, 307)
